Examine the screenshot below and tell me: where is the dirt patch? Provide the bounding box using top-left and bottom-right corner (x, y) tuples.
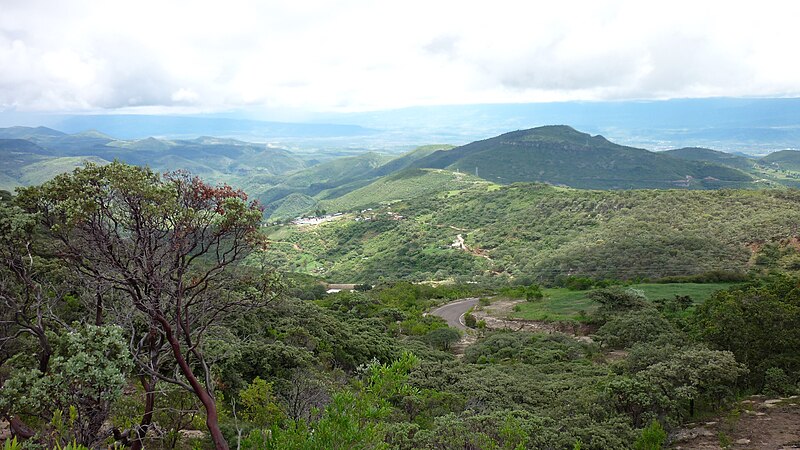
(451, 332), (478, 358)
(670, 396), (800, 449)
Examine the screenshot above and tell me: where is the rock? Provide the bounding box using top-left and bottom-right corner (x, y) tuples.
(671, 427), (714, 442)
(735, 438), (751, 445)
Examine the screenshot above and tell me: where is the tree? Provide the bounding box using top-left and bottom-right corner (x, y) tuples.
(238, 377), (285, 428)
(694, 279), (800, 387)
(0, 324), (131, 447)
(18, 162), (275, 449)
(425, 328), (461, 351)
(589, 288), (647, 318)
(524, 284), (544, 302)
(640, 347), (747, 417)
(0, 198), (72, 439)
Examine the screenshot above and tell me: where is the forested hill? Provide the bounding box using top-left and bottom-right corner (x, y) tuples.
(411, 125), (754, 188)
(263, 184), (800, 282)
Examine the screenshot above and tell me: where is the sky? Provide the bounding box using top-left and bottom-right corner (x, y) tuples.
(2, 0), (800, 116)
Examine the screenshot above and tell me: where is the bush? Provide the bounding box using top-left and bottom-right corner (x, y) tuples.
(763, 367), (794, 397)
(634, 420), (667, 450)
(464, 312), (477, 328)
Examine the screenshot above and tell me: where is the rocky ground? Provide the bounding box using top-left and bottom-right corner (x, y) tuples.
(670, 396), (800, 449)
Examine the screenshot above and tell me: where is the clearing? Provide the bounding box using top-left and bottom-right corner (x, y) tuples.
(509, 283), (739, 322)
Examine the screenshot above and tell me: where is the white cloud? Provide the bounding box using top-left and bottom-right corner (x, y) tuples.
(1, 0), (799, 113)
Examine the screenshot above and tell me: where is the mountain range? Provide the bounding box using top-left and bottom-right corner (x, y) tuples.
(3, 124), (800, 220)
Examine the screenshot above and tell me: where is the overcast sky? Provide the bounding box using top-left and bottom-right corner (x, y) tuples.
(2, 0), (800, 115)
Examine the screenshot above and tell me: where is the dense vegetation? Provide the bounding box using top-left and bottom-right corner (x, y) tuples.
(2, 126), (800, 449)
(264, 183), (800, 283)
(411, 126), (754, 189)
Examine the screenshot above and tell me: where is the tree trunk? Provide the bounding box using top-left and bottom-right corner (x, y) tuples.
(130, 376), (157, 450)
(159, 317), (229, 450)
(95, 290), (103, 326)
(36, 330), (51, 374)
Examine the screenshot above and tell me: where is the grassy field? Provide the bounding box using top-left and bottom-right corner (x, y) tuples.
(508, 282), (739, 321)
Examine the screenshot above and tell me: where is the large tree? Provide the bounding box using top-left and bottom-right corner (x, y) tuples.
(18, 162), (273, 449)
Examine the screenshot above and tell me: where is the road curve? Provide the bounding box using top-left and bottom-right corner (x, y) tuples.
(430, 298), (479, 330)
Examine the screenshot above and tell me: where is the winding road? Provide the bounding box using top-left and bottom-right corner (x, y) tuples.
(430, 297), (479, 329)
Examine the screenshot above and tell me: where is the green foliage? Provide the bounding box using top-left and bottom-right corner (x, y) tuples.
(633, 420), (667, 450)
(238, 377), (285, 428)
(266, 183), (800, 283)
(694, 276), (800, 387)
(241, 353), (418, 450)
(463, 311), (477, 328)
(595, 309), (680, 349)
(0, 324), (131, 446)
(2, 438), (21, 450)
(424, 328), (461, 351)
(321, 168), (492, 213)
(762, 367), (795, 397)
(591, 288), (648, 317)
(464, 331), (591, 365)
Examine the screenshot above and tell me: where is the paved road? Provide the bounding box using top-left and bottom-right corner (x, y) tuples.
(430, 297), (479, 330)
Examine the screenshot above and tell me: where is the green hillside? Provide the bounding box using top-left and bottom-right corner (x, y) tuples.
(320, 168), (494, 212)
(0, 172), (20, 191)
(661, 147), (756, 171)
(413, 126), (754, 189)
(759, 150), (800, 171)
(263, 184), (800, 282)
(0, 127), (309, 198)
(269, 192), (320, 220)
(18, 156), (111, 185)
(258, 146), (456, 219)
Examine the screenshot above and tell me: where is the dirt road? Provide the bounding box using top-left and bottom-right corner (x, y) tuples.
(430, 298), (479, 329)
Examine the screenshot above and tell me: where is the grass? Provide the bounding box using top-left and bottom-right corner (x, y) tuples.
(509, 282), (739, 321)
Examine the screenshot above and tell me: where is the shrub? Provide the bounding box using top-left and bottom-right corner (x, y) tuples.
(763, 367), (794, 397)
(464, 312), (477, 328)
(634, 420), (666, 450)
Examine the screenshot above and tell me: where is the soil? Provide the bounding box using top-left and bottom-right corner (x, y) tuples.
(670, 396), (800, 449)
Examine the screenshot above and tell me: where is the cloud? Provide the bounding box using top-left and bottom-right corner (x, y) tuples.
(1, 0), (799, 113)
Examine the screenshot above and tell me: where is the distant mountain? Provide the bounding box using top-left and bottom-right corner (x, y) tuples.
(51, 115), (377, 140)
(0, 126), (308, 195)
(412, 125), (754, 189)
(661, 147), (756, 172)
(0, 126), (66, 140)
(258, 145), (455, 219)
(0, 139), (53, 155)
(759, 150), (800, 171)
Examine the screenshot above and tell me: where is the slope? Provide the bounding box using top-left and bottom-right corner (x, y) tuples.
(258, 146), (456, 219)
(262, 184), (800, 282)
(661, 147), (756, 171)
(320, 168), (494, 212)
(759, 150), (800, 171)
(413, 126), (754, 189)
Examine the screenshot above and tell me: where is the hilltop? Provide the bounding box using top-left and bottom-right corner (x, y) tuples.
(4, 124), (800, 223)
(411, 125), (754, 189)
